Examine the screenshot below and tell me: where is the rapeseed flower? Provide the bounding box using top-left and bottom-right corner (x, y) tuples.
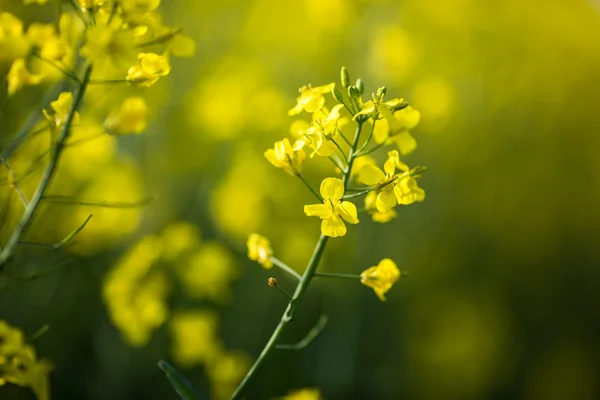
(104, 96), (148, 134)
(360, 258), (400, 301)
(288, 83), (335, 115)
(247, 233), (273, 268)
(264, 138), (305, 175)
(7, 59), (43, 95)
(43, 92), (79, 130)
(126, 52), (171, 86)
(304, 178), (358, 237)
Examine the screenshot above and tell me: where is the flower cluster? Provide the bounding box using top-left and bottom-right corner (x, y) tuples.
(0, 320), (52, 400)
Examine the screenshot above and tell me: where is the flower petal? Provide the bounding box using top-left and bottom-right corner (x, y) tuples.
(321, 215), (346, 237)
(376, 189), (397, 212)
(394, 131), (417, 155)
(304, 204), (331, 218)
(304, 94), (326, 113)
(337, 201), (359, 224)
(358, 165), (385, 186)
(320, 177), (344, 200)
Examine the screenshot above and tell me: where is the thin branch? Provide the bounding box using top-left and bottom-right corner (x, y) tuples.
(0, 64), (93, 270)
(355, 119), (376, 155)
(296, 173), (322, 202)
(314, 272), (361, 279)
(1, 157), (29, 207)
(331, 138), (349, 166)
(136, 28), (183, 47)
(32, 53), (81, 84)
(276, 314), (329, 350)
(42, 195), (152, 209)
(342, 186), (374, 200)
(269, 256), (302, 281)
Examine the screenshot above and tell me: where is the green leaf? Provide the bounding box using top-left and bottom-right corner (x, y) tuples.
(158, 360), (200, 400)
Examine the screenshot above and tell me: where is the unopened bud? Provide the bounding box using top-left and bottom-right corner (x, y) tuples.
(340, 67), (350, 89)
(332, 86), (344, 103)
(267, 277), (278, 287)
(355, 79), (364, 94)
(376, 86), (387, 99)
(391, 102), (409, 112)
(348, 86), (360, 101)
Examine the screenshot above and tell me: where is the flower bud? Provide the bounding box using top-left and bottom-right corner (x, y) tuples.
(267, 277), (278, 287)
(391, 102), (409, 112)
(332, 86), (344, 103)
(347, 85), (360, 101)
(340, 66), (350, 89)
(376, 86), (387, 99)
(355, 79), (364, 94)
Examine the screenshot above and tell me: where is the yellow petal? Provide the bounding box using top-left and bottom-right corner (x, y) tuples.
(288, 102), (304, 116)
(320, 177), (344, 200)
(395, 106), (421, 129)
(304, 94), (325, 113)
(171, 35), (196, 57)
(321, 215), (346, 237)
(373, 119), (389, 144)
(358, 164), (385, 186)
(376, 190), (397, 212)
(337, 201), (359, 224)
(304, 204), (331, 218)
(394, 131), (417, 155)
(315, 140), (336, 157)
(264, 149), (282, 168)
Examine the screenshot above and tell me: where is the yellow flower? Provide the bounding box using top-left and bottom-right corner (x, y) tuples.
(360, 258), (400, 301)
(304, 178), (358, 238)
(7, 59), (43, 95)
(0, 320), (52, 400)
(80, 24), (136, 68)
(264, 138), (305, 175)
(247, 233), (273, 268)
(42, 92), (80, 130)
(282, 388), (322, 400)
(288, 83), (335, 115)
(0, 12), (31, 62)
(169, 310), (219, 367)
(295, 104), (344, 157)
(104, 96), (148, 134)
(364, 191), (397, 223)
(374, 105), (421, 155)
(170, 34), (196, 57)
(359, 150), (424, 211)
(126, 52), (171, 86)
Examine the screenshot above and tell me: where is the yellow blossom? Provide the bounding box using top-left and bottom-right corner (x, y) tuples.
(364, 191), (397, 223)
(295, 104), (344, 157)
(374, 105), (421, 155)
(206, 349), (250, 400)
(304, 178), (359, 237)
(171, 34), (196, 57)
(0, 320), (52, 400)
(0, 12), (31, 62)
(42, 92), (80, 130)
(282, 388), (322, 400)
(7, 59), (43, 95)
(359, 150), (424, 210)
(264, 138), (305, 175)
(247, 233), (273, 268)
(288, 83), (335, 115)
(80, 24), (136, 68)
(360, 258), (400, 301)
(350, 154), (377, 182)
(104, 96), (148, 134)
(126, 52), (171, 86)
(169, 310), (219, 367)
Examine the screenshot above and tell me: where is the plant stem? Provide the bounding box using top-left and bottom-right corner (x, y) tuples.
(296, 173), (322, 202)
(269, 257), (302, 281)
(230, 120), (365, 400)
(314, 272), (361, 279)
(0, 64), (93, 270)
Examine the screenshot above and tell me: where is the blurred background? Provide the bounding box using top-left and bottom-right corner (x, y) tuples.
(1, 0), (600, 399)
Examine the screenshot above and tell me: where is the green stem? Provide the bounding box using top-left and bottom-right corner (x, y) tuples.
(0, 64), (93, 270)
(296, 173), (322, 202)
(331, 138), (349, 166)
(269, 256), (302, 281)
(355, 119), (376, 155)
(314, 272), (361, 279)
(342, 186), (374, 199)
(230, 121), (365, 400)
(356, 141), (385, 158)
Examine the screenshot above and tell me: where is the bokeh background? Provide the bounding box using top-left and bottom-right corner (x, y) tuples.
(2, 0), (600, 399)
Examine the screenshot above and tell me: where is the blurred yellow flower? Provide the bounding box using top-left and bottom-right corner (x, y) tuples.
(42, 92), (79, 130)
(0, 320), (52, 400)
(247, 233), (273, 268)
(0, 12), (30, 62)
(160, 221), (201, 261)
(126, 52), (171, 86)
(7, 58), (43, 95)
(304, 178), (358, 237)
(374, 105), (421, 155)
(104, 96), (148, 134)
(360, 258), (400, 301)
(80, 24), (136, 68)
(281, 388), (322, 400)
(171, 34), (196, 57)
(264, 138), (306, 175)
(206, 349), (250, 400)
(177, 242), (237, 302)
(288, 83), (335, 115)
(169, 310), (219, 367)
